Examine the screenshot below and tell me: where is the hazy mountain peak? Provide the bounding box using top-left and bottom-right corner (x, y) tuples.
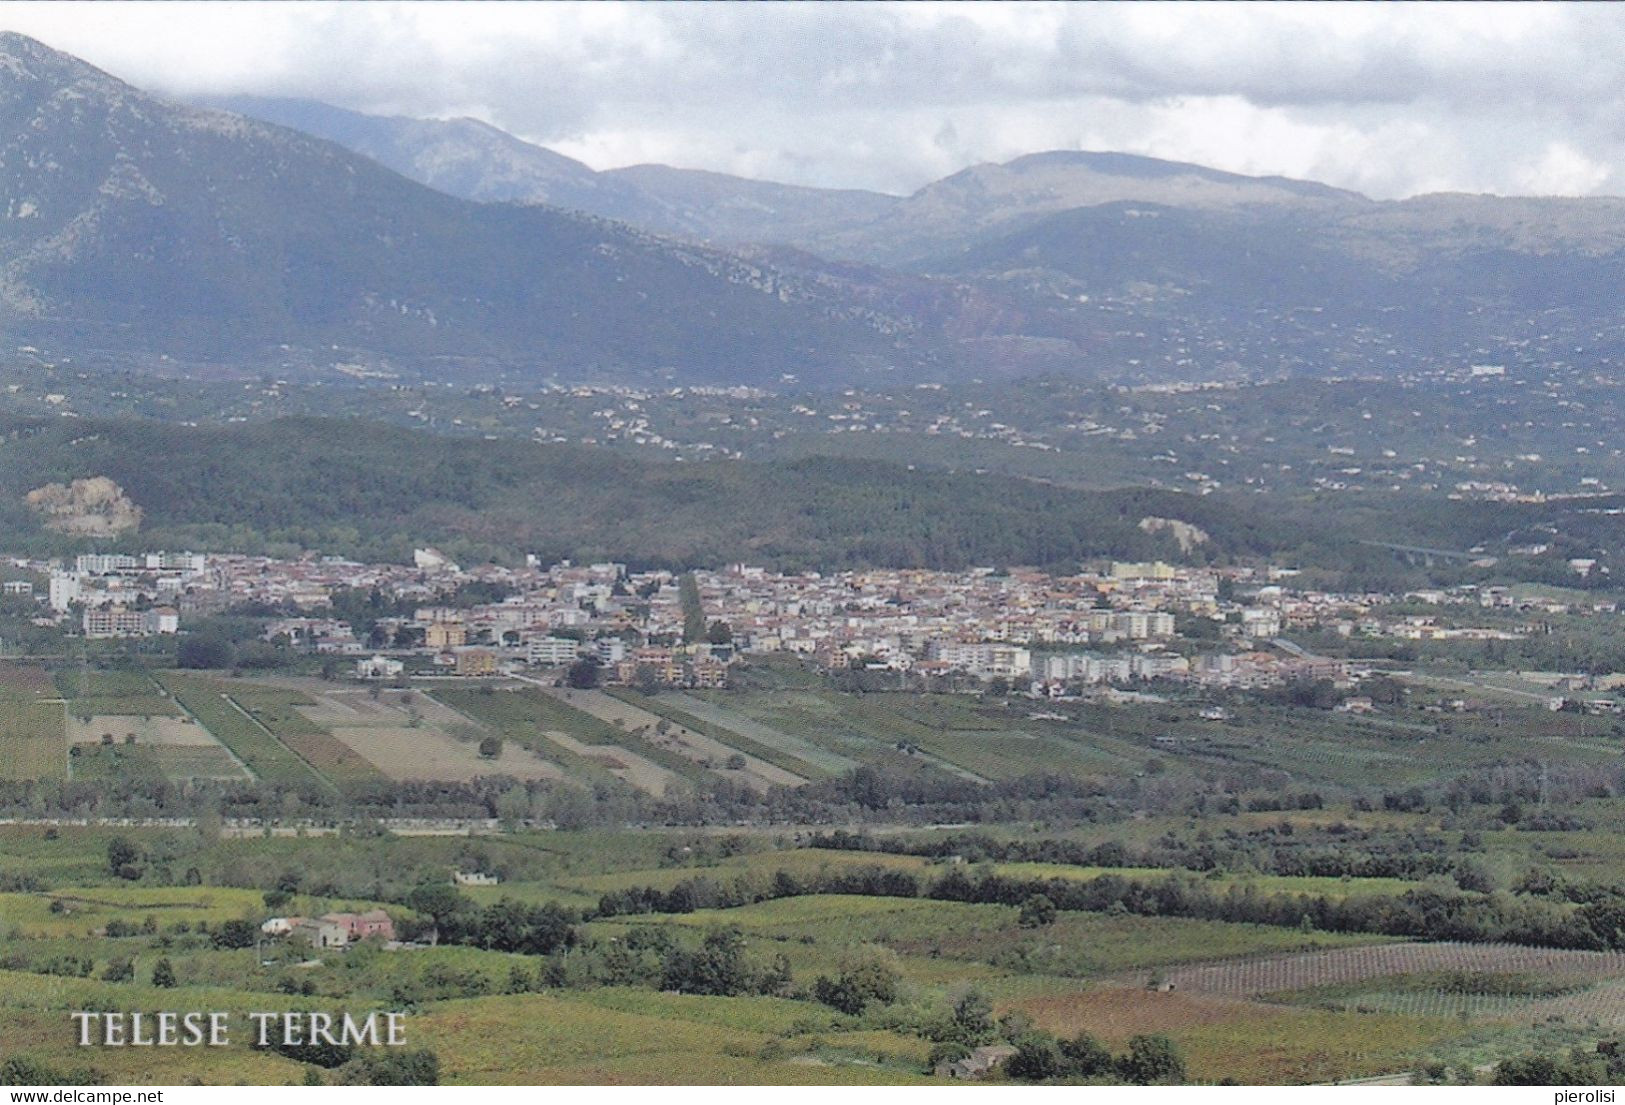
(0, 30), (120, 90)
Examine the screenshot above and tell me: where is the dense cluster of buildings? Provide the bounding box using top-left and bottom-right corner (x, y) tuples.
(15, 547), (1617, 697)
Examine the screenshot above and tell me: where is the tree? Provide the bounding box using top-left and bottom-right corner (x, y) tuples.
(812, 956), (900, 1015)
(106, 835), (140, 877)
(1, 1058), (71, 1086)
(336, 1049), (439, 1086)
(212, 919), (258, 950)
(1060, 1031), (1114, 1078)
(634, 664), (664, 695)
(406, 884), (471, 929)
(177, 634), (235, 670)
(1006, 1033), (1066, 1081)
(1119, 1034), (1186, 1084)
(566, 657), (602, 689)
(151, 957), (177, 988)
(1453, 858), (1496, 894)
(477, 736), (503, 759)
(950, 988), (996, 1044)
(705, 620), (733, 645)
(661, 927), (754, 996)
(1018, 893), (1057, 928)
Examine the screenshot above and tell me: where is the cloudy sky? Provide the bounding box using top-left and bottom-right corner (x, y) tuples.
(2, 1), (1622, 199)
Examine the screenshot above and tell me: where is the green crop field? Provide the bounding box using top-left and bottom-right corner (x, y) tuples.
(605, 687), (830, 780)
(430, 687), (612, 783)
(68, 743), (167, 782)
(56, 668), (183, 717)
(693, 687), (1157, 780)
(0, 663), (66, 781)
(226, 683), (383, 785)
(438, 686), (709, 786)
(153, 672), (323, 786)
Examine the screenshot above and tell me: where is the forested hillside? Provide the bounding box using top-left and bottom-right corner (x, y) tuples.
(0, 414), (1301, 568)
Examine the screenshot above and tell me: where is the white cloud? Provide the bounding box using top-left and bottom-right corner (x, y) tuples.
(1513, 143), (1612, 198)
(2, 1), (1623, 199)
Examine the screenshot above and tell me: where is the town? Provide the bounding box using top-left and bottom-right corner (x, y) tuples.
(9, 547), (1622, 711)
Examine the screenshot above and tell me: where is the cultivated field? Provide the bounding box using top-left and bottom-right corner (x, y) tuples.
(538, 726), (677, 794)
(153, 672), (323, 786)
(337, 723), (564, 783)
(226, 683), (383, 785)
(434, 686), (683, 794)
(57, 669), (183, 718)
(662, 691), (858, 775)
(272, 681), (567, 783)
(70, 742), (249, 783)
(1156, 942), (1625, 998)
(1011, 984), (1462, 1085)
(0, 663), (66, 781)
(67, 714), (217, 745)
(557, 687), (803, 790)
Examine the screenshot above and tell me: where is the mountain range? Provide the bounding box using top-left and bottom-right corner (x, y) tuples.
(0, 33), (934, 386)
(8, 32), (1625, 387)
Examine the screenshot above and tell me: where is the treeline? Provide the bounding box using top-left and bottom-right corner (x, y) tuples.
(803, 826), (1465, 883)
(4, 757), (1616, 857)
(402, 885), (576, 956)
(0, 766), (1118, 827)
(594, 862), (1625, 952)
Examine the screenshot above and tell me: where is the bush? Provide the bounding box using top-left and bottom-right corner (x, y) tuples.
(1018, 893), (1057, 928)
(1118, 1034), (1186, 1085)
(1006, 1034), (1066, 1081)
(211, 919), (258, 950)
(1060, 1031), (1114, 1077)
(812, 957), (899, 1015)
(335, 1049), (439, 1086)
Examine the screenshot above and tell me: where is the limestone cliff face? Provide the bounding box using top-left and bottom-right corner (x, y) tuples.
(25, 476), (142, 536)
(1139, 516), (1210, 555)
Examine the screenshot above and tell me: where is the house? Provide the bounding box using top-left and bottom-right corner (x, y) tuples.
(453, 871), (500, 886)
(936, 1044), (1018, 1079)
(356, 655), (404, 680)
(454, 648), (498, 677)
(321, 909), (396, 943)
(292, 917), (349, 949)
(425, 622), (468, 650)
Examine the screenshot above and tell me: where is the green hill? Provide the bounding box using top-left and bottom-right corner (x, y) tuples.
(0, 414), (1301, 569)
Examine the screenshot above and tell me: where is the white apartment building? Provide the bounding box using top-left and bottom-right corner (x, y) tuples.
(527, 637), (582, 666)
(925, 641), (1032, 679)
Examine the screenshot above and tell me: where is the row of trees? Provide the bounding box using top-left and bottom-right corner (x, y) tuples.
(804, 825), (1467, 883)
(404, 885), (577, 956)
(1003, 1031), (1186, 1085)
(595, 860), (1625, 952)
